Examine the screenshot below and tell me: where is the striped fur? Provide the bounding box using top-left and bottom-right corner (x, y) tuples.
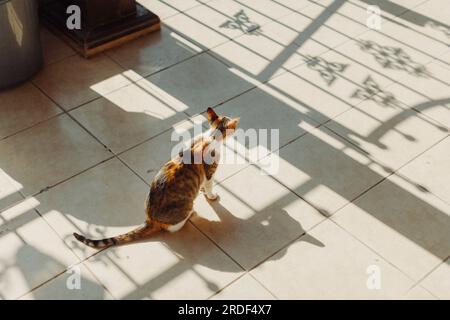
(73, 222), (160, 249)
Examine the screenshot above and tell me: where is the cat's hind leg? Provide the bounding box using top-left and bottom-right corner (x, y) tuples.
(165, 211), (194, 233)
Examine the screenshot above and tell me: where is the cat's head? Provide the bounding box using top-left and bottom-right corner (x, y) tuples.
(206, 107), (240, 141)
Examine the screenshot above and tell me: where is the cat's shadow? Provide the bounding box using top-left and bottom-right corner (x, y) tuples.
(120, 195), (325, 273)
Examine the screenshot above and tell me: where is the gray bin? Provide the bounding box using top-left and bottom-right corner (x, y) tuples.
(0, 0), (42, 89)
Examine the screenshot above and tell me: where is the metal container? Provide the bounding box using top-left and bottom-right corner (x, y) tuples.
(0, 0), (42, 89)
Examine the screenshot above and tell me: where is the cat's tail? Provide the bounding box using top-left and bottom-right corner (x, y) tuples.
(73, 222), (160, 249)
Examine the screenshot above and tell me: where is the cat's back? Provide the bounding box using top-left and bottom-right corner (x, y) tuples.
(148, 157), (204, 224)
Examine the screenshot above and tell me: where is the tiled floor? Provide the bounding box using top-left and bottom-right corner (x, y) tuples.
(0, 0), (449, 299)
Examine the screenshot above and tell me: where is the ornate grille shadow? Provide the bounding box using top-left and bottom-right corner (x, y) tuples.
(357, 39), (430, 77)
(220, 9), (262, 35)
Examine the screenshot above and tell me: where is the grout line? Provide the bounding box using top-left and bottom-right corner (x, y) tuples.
(308, 0), (448, 67)
(16, 268), (69, 300)
(104, 26), (206, 79)
(246, 218), (328, 271)
(189, 220), (246, 271)
(0, 111), (63, 143)
(324, 125), (450, 209)
(408, 284), (440, 300)
(327, 218), (418, 282)
(152, 0), (216, 22)
(0, 192), (26, 214)
(325, 134), (450, 270)
(394, 168), (450, 208)
(247, 273), (280, 300)
(30, 210), (118, 300)
(206, 272), (248, 300)
(404, 282), (440, 300)
(56, 94), (105, 114)
(42, 53), (78, 67)
(81, 260), (119, 300)
(405, 254), (449, 299)
(203, 220), (330, 300)
(25, 155), (116, 199)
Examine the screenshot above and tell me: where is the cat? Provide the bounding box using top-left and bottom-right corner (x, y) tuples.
(73, 107), (239, 249)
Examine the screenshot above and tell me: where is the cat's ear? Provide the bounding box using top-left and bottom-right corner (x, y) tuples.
(206, 107), (218, 123)
(227, 117), (240, 130)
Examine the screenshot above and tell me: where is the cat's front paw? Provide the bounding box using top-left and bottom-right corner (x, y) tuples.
(205, 192), (219, 201)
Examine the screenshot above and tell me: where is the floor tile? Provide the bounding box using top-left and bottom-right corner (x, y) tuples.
(192, 165), (325, 270)
(164, 12), (230, 50)
(410, 0), (450, 20)
(210, 38), (289, 82)
(397, 137), (450, 205)
(194, 0), (272, 39)
(264, 126), (387, 215)
(333, 29), (435, 85)
(40, 27), (75, 65)
(297, 1), (369, 45)
(138, 0), (179, 19)
(421, 259), (450, 299)
(333, 173), (450, 280)
(166, 2), (260, 46)
(107, 26), (200, 78)
(36, 158), (150, 260)
(273, 0), (311, 12)
(393, 0), (450, 52)
(382, 19), (450, 60)
(326, 97), (448, 172)
(0, 204), (78, 299)
(210, 19), (329, 82)
(0, 82), (61, 140)
(343, 0), (402, 21)
(70, 78), (188, 154)
(439, 50), (450, 66)
(281, 12), (350, 52)
(386, 62), (450, 105)
(139, 0), (210, 20)
(251, 220), (414, 299)
(371, 0), (428, 14)
(0, 114), (111, 196)
(402, 285), (436, 300)
(234, 0), (295, 21)
(287, 49), (394, 121)
(426, 59), (450, 85)
(312, 49), (394, 89)
(146, 53), (254, 116)
(211, 274), (275, 300)
(380, 79), (450, 130)
(216, 83), (319, 143)
(0, 169), (23, 212)
(84, 222), (243, 299)
(267, 53), (381, 124)
(33, 54), (129, 111)
(20, 263), (113, 300)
